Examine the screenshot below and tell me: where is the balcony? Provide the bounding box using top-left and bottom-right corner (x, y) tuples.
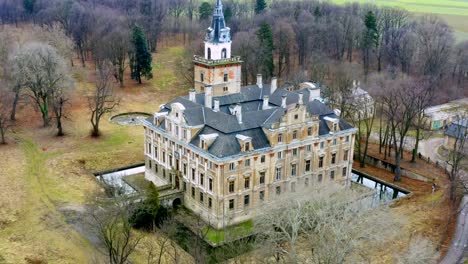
(193, 55), (242, 66)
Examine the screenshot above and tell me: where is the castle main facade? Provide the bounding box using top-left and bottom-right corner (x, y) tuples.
(142, 0), (356, 228)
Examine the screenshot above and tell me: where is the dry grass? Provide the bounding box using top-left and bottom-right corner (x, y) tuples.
(0, 40), (189, 263)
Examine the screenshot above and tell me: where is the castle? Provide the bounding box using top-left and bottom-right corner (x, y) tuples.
(142, 0), (357, 228)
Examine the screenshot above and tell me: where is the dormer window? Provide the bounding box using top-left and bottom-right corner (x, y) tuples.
(333, 123), (338, 131)
(245, 142), (250, 151)
(294, 114), (298, 120)
(175, 112), (179, 118)
(201, 140), (206, 149)
(278, 133), (283, 143)
(307, 127), (312, 136)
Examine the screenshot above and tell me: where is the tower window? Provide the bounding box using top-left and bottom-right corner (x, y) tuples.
(221, 48), (227, 58)
(207, 48), (211, 60)
(224, 73), (228, 82)
(223, 86), (228, 92)
(200, 73), (204, 82)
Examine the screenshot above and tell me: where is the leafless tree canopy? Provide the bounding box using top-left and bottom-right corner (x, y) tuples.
(88, 64), (120, 137)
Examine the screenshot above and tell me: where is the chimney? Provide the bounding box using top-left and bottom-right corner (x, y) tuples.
(262, 95), (269, 110)
(205, 85), (212, 109)
(281, 95), (287, 108)
(189, 89), (196, 102)
(270, 77), (277, 95)
(213, 98), (220, 112)
(235, 103), (242, 124)
(256, 74), (263, 88)
(298, 92), (303, 105)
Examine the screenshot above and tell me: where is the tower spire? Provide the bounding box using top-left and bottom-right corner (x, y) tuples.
(205, 0), (230, 44)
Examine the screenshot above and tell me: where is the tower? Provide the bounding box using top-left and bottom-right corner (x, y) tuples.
(193, 0), (242, 97)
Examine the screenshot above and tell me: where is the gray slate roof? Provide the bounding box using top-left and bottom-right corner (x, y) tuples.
(155, 85), (354, 158)
(445, 119), (467, 140)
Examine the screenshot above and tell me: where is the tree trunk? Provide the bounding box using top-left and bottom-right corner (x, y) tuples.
(10, 90), (19, 121)
(56, 118), (63, 136)
(0, 124), (5, 144)
(40, 107), (49, 127)
(411, 126), (421, 162)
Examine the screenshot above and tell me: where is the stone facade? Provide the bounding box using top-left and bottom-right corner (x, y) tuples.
(142, 0), (356, 229)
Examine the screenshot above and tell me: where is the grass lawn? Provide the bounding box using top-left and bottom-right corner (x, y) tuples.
(0, 41), (190, 263)
(203, 220), (254, 245)
(331, 0), (468, 42)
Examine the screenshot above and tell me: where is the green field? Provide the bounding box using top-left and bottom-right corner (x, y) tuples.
(331, 0), (468, 42)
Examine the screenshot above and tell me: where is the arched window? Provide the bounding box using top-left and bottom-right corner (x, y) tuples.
(221, 48), (227, 59)
(207, 48), (211, 59)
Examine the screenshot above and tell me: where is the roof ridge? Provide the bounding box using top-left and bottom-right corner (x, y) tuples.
(262, 109), (280, 126)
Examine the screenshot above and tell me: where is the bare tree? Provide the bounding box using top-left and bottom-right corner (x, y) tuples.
(91, 198), (143, 264)
(88, 64), (120, 137)
(50, 80), (73, 136)
(273, 20), (295, 77)
(445, 114), (467, 202)
(0, 86), (13, 144)
(379, 78), (419, 181)
(11, 42), (71, 127)
(254, 186), (401, 263)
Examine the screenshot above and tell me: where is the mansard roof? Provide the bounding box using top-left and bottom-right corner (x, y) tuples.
(150, 84), (355, 158)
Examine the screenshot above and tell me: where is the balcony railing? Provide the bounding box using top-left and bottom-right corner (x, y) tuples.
(193, 55), (242, 66)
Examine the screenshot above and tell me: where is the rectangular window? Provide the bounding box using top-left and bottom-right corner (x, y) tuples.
(183, 164), (187, 176)
(278, 133), (283, 143)
(292, 148), (298, 156)
(229, 199), (234, 210)
(259, 191), (265, 201)
(305, 177), (309, 186)
(330, 170), (335, 180)
(293, 130), (298, 139)
(229, 162), (235, 171)
(223, 86), (228, 92)
(346, 135), (350, 142)
(192, 168), (196, 181)
(200, 173), (204, 186)
(319, 156), (324, 168)
(224, 73), (228, 82)
(162, 152), (166, 162)
(229, 181), (235, 193)
(200, 192), (204, 203)
(318, 174), (323, 182)
(259, 172), (265, 184)
(208, 197), (212, 208)
(305, 160), (311, 172)
(183, 129), (187, 139)
(307, 127), (312, 136)
(291, 164), (297, 176)
(276, 167), (282, 181)
(245, 159), (250, 167)
(209, 178), (213, 191)
(291, 182), (296, 192)
(244, 195), (250, 207)
(209, 161), (213, 170)
(148, 160), (152, 169)
(277, 151), (283, 159)
(148, 143), (152, 154)
(306, 144), (311, 152)
(331, 153), (336, 164)
(294, 114), (298, 120)
(154, 146), (158, 158)
(344, 150), (349, 161)
(333, 138), (337, 145)
(276, 186), (281, 195)
(200, 73), (204, 82)
(320, 141), (324, 149)
(343, 167), (347, 177)
(245, 142), (250, 151)
(191, 187), (195, 198)
(333, 123), (338, 131)
(260, 155), (266, 163)
(244, 177), (250, 189)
